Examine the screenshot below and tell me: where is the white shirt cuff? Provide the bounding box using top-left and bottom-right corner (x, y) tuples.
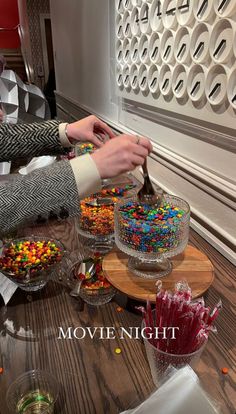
(59, 123), (73, 148)
(70, 154), (102, 198)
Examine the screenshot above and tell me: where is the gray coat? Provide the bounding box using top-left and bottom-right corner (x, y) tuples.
(0, 120), (79, 236)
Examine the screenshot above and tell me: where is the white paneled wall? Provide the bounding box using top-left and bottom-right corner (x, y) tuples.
(50, 0), (236, 264)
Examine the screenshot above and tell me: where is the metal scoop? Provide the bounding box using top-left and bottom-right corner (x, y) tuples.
(85, 198), (114, 207)
(70, 259), (96, 297)
(137, 159), (163, 206)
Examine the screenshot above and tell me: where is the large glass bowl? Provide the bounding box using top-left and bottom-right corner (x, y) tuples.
(0, 237), (65, 292)
(115, 194), (190, 278)
(77, 177), (138, 254)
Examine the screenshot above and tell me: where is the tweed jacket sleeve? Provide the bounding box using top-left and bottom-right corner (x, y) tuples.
(0, 120), (69, 162)
(0, 160), (80, 236)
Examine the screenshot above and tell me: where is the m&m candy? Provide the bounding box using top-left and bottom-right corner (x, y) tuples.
(117, 200), (188, 254)
(0, 240), (62, 279)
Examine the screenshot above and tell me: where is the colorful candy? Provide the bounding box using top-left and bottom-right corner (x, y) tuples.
(0, 240), (62, 278)
(75, 256), (112, 291)
(117, 200), (189, 254)
(80, 197), (117, 236)
(99, 184), (136, 197)
(79, 185), (136, 236)
(76, 142), (96, 155)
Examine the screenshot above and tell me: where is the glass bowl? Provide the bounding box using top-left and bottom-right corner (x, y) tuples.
(68, 258), (116, 306)
(77, 179), (137, 254)
(0, 237), (65, 292)
(79, 285), (116, 305)
(115, 194), (190, 279)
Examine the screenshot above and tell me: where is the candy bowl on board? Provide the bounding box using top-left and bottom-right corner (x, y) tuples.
(0, 237), (65, 292)
(114, 194), (190, 279)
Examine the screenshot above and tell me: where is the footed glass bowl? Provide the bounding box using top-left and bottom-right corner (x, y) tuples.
(0, 237), (65, 292)
(77, 179), (137, 254)
(77, 197), (115, 254)
(115, 194), (190, 279)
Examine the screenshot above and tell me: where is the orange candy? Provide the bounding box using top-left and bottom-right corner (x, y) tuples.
(221, 367), (229, 375)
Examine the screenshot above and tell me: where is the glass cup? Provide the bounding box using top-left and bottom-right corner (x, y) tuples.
(6, 370), (59, 413)
(143, 318), (207, 387)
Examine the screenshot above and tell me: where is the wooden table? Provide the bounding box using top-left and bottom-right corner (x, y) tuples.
(0, 218), (235, 413)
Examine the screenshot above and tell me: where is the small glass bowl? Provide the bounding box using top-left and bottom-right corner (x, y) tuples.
(0, 237), (65, 292)
(6, 369), (59, 414)
(79, 285), (116, 305)
(68, 260), (116, 306)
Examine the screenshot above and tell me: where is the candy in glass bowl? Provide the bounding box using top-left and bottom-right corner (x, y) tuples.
(0, 237), (65, 291)
(69, 255), (116, 305)
(77, 180), (137, 254)
(115, 194), (190, 279)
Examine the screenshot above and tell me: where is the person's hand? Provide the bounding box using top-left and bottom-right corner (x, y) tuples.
(65, 115), (115, 147)
(91, 134), (152, 179)
(0, 109), (3, 122)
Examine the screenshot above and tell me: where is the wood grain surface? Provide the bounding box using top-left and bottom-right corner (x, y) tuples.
(0, 218), (235, 413)
(103, 245), (214, 302)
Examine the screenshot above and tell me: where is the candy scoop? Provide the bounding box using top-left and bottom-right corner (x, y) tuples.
(70, 259), (96, 297)
(137, 158), (163, 206)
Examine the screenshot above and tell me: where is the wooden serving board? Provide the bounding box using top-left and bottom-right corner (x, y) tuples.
(103, 245), (214, 302)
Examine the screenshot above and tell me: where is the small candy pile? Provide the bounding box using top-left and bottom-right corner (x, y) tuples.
(118, 201), (188, 253)
(75, 255), (112, 291)
(77, 142), (95, 155)
(0, 240), (62, 278)
(138, 282), (222, 354)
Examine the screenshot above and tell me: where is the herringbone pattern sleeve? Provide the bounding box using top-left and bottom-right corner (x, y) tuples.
(0, 160), (80, 236)
(0, 120), (69, 162)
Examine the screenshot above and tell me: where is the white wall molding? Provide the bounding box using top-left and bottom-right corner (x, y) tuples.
(123, 100), (236, 154)
(55, 91), (236, 264)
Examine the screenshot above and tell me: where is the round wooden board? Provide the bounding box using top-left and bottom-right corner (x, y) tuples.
(103, 245), (214, 302)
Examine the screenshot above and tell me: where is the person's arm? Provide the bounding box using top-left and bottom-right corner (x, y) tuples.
(0, 120), (69, 162)
(0, 134), (152, 236)
(0, 160), (80, 235)
(0, 115), (116, 162)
